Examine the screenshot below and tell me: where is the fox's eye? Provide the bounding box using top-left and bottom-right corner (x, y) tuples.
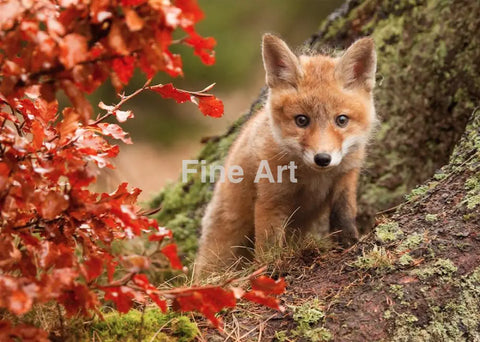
(335, 114), (349, 127)
(295, 115), (310, 128)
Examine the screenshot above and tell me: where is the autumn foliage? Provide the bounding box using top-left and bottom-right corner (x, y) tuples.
(0, 0), (284, 339)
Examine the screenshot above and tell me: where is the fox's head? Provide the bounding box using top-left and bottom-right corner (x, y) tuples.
(262, 34), (377, 171)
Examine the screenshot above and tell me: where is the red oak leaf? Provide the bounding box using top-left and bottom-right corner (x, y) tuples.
(98, 102), (134, 123)
(0, 320), (49, 342)
(184, 30), (216, 65)
(250, 276), (286, 295)
(114, 109), (134, 122)
(164, 51), (183, 77)
(103, 286), (136, 313)
(124, 7), (144, 31)
(150, 293), (167, 312)
(0, 162), (9, 191)
(150, 83), (191, 103)
(59, 33), (88, 69)
(36, 190), (69, 220)
(112, 56), (135, 85)
(242, 290), (283, 311)
(132, 274), (151, 289)
(9, 289), (32, 315)
(132, 274), (167, 312)
(84, 255), (103, 282)
(139, 53), (156, 79)
(176, 0), (204, 24)
(60, 284), (99, 317)
(148, 227), (173, 242)
(160, 243), (183, 270)
(121, 0), (146, 5)
(96, 123), (132, 144)
(31, 120), (45, 150)
(58, 107), (81, 142)
(105, 255), (118, 283)
(173, 287), (236, 328)
(198, 96), (224, 118)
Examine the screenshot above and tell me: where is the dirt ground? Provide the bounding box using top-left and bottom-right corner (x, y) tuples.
(196, 168), (480, 341)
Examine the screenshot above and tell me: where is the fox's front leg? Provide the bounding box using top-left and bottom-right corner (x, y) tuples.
(195, 195), (254, 280)
(329, 169), (360, 247)
(254, 199), (290, 257)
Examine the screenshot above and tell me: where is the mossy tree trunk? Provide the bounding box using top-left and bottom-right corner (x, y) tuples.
(151, 1), (480, 339)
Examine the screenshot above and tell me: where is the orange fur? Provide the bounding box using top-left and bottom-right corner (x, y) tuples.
(195, 35), (377, 279)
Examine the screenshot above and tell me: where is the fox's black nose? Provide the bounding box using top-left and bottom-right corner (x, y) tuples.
(314, 153), (331, 167)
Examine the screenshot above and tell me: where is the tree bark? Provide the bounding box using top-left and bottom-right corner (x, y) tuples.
(151, 0), (480, 339)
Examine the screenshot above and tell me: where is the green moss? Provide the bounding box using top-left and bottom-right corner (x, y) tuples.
(465, 194), (480, 210)
(463, 213), (476, 221)
(404, 184), (430, 201)
(348, 0), (480, 227)
(86, 309), (198, 342)
(352, 246), (394, 271)
(433, 172), (447, 181)
(425, 214), (438, 222)
(390, 267), (480, 341)
(464, 176), (479, 190)
(295, 327), (332, 342)
(283, 299), (332, 342)
(398, 253), (413, 266)
(411, 258), (458, 280)
(397, 233), (423, 252)
(389, 285), (404, 299)
(375, 221), (404, 243)
(274, 330), (288, 342)
(463, 174), (480, 210)
(402, 313), (419, 324)
(292, 299), (325, 325)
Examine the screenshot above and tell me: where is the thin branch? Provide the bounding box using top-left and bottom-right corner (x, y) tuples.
(56, 303), (65, 340)
(15, 51), (141, 88)
(138, 303), (146, 342)
(90, 78), (153, 125)
(146, 82), (216, 98)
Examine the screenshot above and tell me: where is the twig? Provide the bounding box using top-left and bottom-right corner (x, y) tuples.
(15, 51), (141, 88)
(137, 303), (146, 342)
(146, 82), (216, 98)
(91, 77), (153, 125)
(149, 318), (174, 342)
(56, 303), (65, 340)
(95, 272), (135, 288)
(138, 206), (162, 216)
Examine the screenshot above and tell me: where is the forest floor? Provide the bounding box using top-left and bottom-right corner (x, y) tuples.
(197, 168), (480, 341)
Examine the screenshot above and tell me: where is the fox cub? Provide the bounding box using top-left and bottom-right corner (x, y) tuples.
(196, 34), (377, 278)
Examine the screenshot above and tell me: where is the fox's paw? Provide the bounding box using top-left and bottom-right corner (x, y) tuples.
(334, 228), (359, 248)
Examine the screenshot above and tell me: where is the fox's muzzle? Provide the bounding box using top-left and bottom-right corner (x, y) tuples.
(314, 153), (332, 167)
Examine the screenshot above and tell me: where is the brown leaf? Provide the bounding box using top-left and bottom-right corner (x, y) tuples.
(61, 80), (93, 124)
(59, 33), (88, 69)
(36, 190), (69, 220)
(108, 22), (129, 55)
(124, 7), (144, 31)
(58, 107), (80, 143)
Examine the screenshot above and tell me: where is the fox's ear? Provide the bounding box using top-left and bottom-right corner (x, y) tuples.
(335, 38), (376, 92)
(262, 34), (302, 88)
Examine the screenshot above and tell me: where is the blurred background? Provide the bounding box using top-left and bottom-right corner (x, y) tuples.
(89, 0), (341, 201)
